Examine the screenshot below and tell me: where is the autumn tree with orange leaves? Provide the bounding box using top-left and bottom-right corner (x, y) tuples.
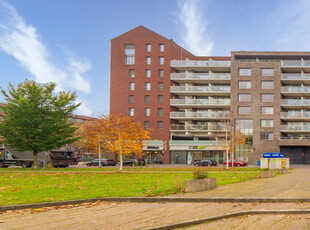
(81, 114), (150, 171)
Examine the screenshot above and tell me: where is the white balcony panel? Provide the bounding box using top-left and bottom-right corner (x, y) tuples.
(281, 99), (310, 108)
(170, 111), (230, 120)
(281, 112), (310, 121)
(170, 124), (229, 132)
(281, 86), (310, 96)
(281, 125), (310, 133)
(281, 60), (310, 72)
(171, 86), (231, 96)
(281, 73), (310, 84)
(171, 73), (231, 83)
(171, 60), (231, 72)
(170, 98), (231, 108)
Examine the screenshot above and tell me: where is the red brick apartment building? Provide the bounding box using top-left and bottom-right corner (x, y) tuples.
(110, 26), (310, 165)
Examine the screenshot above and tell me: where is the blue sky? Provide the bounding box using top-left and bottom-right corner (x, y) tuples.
(0, 0), (310, 116)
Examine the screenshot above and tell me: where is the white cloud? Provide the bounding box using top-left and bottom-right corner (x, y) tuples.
(0, 0), (92, 115)
(75, 99), (93, 116)
(177, 0), (213, 56)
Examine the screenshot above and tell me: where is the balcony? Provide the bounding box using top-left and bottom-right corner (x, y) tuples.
(170, 72), (231, 84)
(169, 140), (228, 151)
(281, 60), (310, 72)
(280, 125), (310, 132)
(281, 86), (310, 96)
(170, 124), (228, 132)
(281, 73), (310, 84)
(281, 112), (310, 121)
(170, 111), (230, 120)
(170, 98), (230, 108)
(170, 86), (231, 96)
(281, 99), (310, 108)
(171, 60), (231, 72)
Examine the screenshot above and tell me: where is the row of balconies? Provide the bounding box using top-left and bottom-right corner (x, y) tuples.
(281, 112), (310, 119)
(170, 111), (230, 120)
(170, 124), (228, 132)
(281, 124), (310, 132)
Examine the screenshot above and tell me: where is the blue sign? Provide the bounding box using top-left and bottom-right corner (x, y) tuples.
(263, 153), (284, 158)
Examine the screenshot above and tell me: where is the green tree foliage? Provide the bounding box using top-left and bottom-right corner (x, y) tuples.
(0, 79), (80, 167)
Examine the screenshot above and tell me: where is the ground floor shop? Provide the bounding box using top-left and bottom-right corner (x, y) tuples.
(170, 151), (225, 165)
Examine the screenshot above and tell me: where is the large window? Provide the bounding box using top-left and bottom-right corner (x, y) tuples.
(129, 95), (134, 104)
(235, 119), (253, 162)
(158, 95), (163, 104)
(238, 106), (251, 114)
(145, 82), (151, 90)
(239, 68), (251, 76)
(261, 119), (274, 127)
(129, 82), (135, 90)
(261, 94), (274, 102)
(144, 95), (150, 104)
(146, 44), (151, 52)
(125, 44), (135, 65)
(261, 132), (274, 140)
(238, 81), (251, 89)
(261, 81), (274, 89)
(129, 108), (134, 117)
(261, 68), (274, 76)
(238, 94), (251, 102)
(261, 106), (274, 114)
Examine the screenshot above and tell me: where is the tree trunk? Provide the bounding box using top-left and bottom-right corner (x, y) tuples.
(33, 150), (38, 168)
(119, 153), (123, 171)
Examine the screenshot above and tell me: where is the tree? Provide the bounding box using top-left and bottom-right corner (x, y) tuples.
(225, 127), (246, 168)
(81, 114), (150, 171)
(0, 80), (80, 167)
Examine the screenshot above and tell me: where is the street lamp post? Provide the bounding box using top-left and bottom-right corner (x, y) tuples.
(98, 138), (101, 168)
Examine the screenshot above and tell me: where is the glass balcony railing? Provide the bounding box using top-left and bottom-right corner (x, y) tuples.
(281, 73), (310, 80)
(281, 99), (310, 106)
(170, 124), (228, 131)
(170, 73), (231, 81)
(170, 98), (231, 106)
(170, 111), (230, 119)
(171, 60), (231, 68)
(281, 112), (310, 118)
(281, 125), (310, 131)
(170, 86), (231, 93)
(281, 86), (310, 93)
(281, 60), (310, 67)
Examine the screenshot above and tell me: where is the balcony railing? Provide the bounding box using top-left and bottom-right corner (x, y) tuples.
(170, 111), (230, 119)
(281, 86), (310, 93)
(171, 60), (231, 68)
(281, 136), (310, 140)
(170, 98), (231, 106)
(170, 73), (231, 81)
(281, 125), (310, 131)
(281, 99), (310, 106)
(170, 124), (228, 132)
(169, 140), (228, 146)
(281, 60), (310, 67)
(281, 112), (310, 118)
(281, 73), (310, 80)
(170, 86), (231, 93)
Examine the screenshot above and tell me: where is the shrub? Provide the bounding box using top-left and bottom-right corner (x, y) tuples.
(193, 170), (208, 179)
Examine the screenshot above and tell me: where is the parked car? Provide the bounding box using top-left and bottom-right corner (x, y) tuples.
(223, 160), (247, 167)
(194, 160), (217, 167)
(122, 159), (146, 166)
(86, 159), (116, 166)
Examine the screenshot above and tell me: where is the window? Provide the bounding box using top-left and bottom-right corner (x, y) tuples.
(129, 82), (135, 90)
(238, 94), (251, 102)
(261, 68), (274, 76)
(158, 95), (163, 104)
(159, 69), (164, 78)
(158, 82), (163, 91)
(125, 44), (135, 65)
(129, 95), (134, 104)
(261, 106), (274, 114)
(157, 121), (163, 130)
(129, 69), (135, 78)
(261, 94), (274, 102)
(146, 69), (151, 78)
(159, 57), (164, 65)
(238, 106), (251, 114)
(261, 120), (274, 127)
(146, 57), (151, 65)
(144, 121), (150, 130)
(129, 108), (134, 116)
(238, 81), (251, 89)
(239, 68), (251, 76)
(145, 108), (150, 116)
(146, 44), (151, 52)
(261, 132), (274, 140)
(144, 95), (150, 104)
(158, 108), (163, 116)
(261, 81), (274, 89)
(145, 82), (151, 90)
(159, 44), (164, 52)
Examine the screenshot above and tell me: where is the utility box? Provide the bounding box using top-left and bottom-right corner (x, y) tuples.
(260, 153), (289, 169)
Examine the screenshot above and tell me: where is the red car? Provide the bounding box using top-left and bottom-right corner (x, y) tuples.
(223, 160), (247, 167)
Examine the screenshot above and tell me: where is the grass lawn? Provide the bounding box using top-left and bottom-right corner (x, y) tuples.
(0, 171), (260, 206)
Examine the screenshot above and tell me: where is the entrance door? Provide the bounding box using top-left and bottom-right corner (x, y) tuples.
(280, 146), (310, 164)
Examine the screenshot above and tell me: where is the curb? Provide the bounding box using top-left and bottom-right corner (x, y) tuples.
(142, 209), (310, 230)
(1, 197), (310, 212)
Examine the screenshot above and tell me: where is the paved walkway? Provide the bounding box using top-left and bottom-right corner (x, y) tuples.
(1, 168), (310, 230)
